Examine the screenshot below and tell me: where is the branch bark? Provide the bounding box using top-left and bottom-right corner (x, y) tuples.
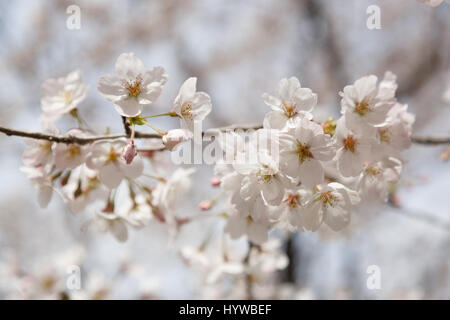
(1, 124), (449, 149)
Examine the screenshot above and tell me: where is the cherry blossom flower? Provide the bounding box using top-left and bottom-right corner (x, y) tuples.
(162, 129), (193, 151)
(98, 53), (168, 117)
(275, 189), (312, 231)
(333, 117), (373, 177)
(340, 73), (397, 131)
(262, 77), (317, 129)
(224, 206), (270, 245)
(86, 139), (144, 189)
(173, 77), (212, 132)
(54, 129), (90, 169)
(62, 164), (109, 213)
(23, 124), (59, 171)
(357, 157), (402, 204)
(40, 70), (88, 121)
(279, 118), (335, 187)
(372, 103), (414, 159)
(116, 193), (153, 228)
(302, 182), (360, 231)
(92, 211), (129, 242)
(20, 165), (54, 208)
(238, 151), (292, 206)
(151, 168), (195, 236)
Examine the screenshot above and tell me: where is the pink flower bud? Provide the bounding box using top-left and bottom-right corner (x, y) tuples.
(122, 140), (137, 164)
(210, 176), (221, 187)
(198, 200), (214, 211)
(162, 129), (192, 151)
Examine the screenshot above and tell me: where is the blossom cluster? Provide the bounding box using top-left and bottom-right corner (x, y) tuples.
(215, 73), (414, 244)
(21, 53), (211, 241)
(20, 52), (413, 249)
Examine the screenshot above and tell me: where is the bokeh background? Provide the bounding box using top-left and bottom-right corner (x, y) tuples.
(0, 0), (449, 299)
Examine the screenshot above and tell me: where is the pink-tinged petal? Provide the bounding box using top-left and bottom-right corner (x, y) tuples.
(120, 155), (144, 179)
(299, 159), (324, 188)
(114, 97), (142, 117)
(98, 74), (127, 101)
(98, 162), (124, 189)
(114, 53), (145, 78)
(142, 66), (168, 86)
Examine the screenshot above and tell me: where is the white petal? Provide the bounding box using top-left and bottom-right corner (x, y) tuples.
(115, 53), (145, 78)
(114, 98), (142, 117)
(299, 159), (324, 188)
(98, 162), (124, 189)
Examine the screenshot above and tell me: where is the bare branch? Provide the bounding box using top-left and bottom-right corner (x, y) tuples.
(0, 125), (160, 145)
(411, 135), (450, 145)
(1, 124), (449, 150)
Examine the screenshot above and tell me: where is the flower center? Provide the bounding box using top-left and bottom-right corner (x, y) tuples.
(125, 76), (143, 97)
(67, 145), (81, 158)
(316, 191), (338, 208)
(379, 128), (390, 143)
(283, 104), (296, 117)
(107, 147), (119, 163)
(63, 91), (73, 105)
(354, 101), (371, 116)
(365, 164), (382, 176)
(181, 103), (193, 120)
(343, 135), (357, 152)
(285, 194), (300, 208)
(296, 141), (313, 163)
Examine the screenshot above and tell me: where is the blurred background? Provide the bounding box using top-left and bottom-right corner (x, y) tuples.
(0, 0), (449, 299)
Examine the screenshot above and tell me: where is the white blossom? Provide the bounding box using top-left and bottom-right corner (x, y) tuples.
(173, 77), (212, 132)
(262, 77), (317, 129)
(333, 117), (374, 177)
(54, 129), (90, 169)
(86, 139), (144, 189)
(279, 118), (335, 187)
(357, 157), (402, 204)
(340, 73), (396, 131)
(40, 70), (88, 121)
(98, 53), (168, 117)
(302, 182), (360, 231)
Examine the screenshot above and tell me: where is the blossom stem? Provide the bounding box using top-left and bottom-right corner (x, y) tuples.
(143, 120), (167, 136)
(142, 111), (178, 119)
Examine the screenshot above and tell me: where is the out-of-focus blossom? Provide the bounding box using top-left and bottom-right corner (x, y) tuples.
(54, 129), (90, 169)
(40, 70), (88, 121)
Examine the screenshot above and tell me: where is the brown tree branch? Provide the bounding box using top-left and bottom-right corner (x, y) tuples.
(1, 124), (449, 149)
